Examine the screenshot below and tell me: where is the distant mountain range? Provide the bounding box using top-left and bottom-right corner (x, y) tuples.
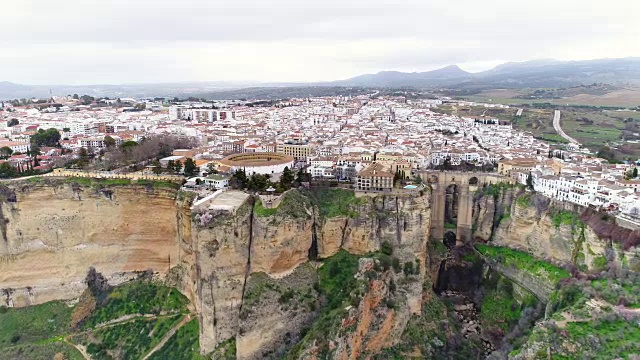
(1, 58), (640, 100)
(334, 58), (640, 88)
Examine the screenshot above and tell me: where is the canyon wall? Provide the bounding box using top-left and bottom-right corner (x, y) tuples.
(0, 180), (180, 307)
(3, 178), (638, 358)
(190, 189), (431, 356)
(473, 186), (640, 272)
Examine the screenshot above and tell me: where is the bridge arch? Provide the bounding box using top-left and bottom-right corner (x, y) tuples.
(424, 171), (515, 244)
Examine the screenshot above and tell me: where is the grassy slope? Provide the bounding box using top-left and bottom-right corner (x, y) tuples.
(148, 319), (206, 360)
(0, 301), (72, 348)
(476, 244), (570, 284)
(82, 281), (189, 328)
(0, 281), (192, 360)
(308, 188), (366, 219)
(85, 315), (184, 360)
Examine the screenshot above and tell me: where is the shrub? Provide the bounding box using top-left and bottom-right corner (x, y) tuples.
(279, 289), (295, 304)
(391, 257), (402, 273)
(381, 241), (393, 256)
(403, 262), (415, 276)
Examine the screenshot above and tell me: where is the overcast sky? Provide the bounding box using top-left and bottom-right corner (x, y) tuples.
(1, 0), (638, 85)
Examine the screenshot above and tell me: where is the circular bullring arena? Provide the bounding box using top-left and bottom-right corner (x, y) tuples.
(219, 152), (295, 175)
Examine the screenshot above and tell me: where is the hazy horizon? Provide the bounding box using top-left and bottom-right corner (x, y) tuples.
(2, 0), (639, 85)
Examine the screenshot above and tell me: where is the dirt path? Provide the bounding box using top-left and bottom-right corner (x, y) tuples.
(142, 314), (193, 360)
(63, 338), (91, 360)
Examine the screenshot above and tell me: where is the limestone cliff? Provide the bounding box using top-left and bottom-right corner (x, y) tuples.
(472, 186), (640, 272)
(5, 177), (638, 359)
(191, 189), (431, 356)
(0, 180), (180, 307)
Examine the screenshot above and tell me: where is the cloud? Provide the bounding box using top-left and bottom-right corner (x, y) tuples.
(0, 0), (638, 84)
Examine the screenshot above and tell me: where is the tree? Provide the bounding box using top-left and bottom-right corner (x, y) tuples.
(0, 163), (17, 178)
(596, 146), (617, 163)
(229, 169), (248, 189)
(78, 147), (90, 168)
(80, 95), (94, 105)
(31, 128), (61, 147)
(206, 163), (218, 175)
(27, 145), (40, 157)
(120, 141), (138, 151)
(634, 167), (638, 178)
(0, 146), (13, 159)
(151, 160), (163, 175)
(173, 160), (182, 174)
(247, 173), (270, 192)
(103, 135), (116, 148)
(295, 168), (309, 184)
(7, 118), (18, 127)
(72, 94), (79, 100)
(279, 166), (294, 189)
(526, 172), (534, 190)
(183, 158), (197, 177)
(166, 160), (175, 173)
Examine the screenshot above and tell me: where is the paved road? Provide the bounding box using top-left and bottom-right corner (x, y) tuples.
(552, 110), (579, 144)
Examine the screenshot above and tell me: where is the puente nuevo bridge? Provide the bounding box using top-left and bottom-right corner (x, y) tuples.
(419, 171), (515, 244)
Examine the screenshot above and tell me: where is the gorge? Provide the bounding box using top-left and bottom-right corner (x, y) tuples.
(0, 174), (639, 359)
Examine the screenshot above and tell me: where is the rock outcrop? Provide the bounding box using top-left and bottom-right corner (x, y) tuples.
(0, 181), (180, 307)
(190, 189), (431, 354)
(473, 188), (640, 272)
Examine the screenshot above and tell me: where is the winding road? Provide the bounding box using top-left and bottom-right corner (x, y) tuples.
(552, 110), (580, 144)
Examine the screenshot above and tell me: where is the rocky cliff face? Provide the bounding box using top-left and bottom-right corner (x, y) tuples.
(472, 187), (640, 272)
(189, 189), (431, 355)
(0, 181), (180, 307)
(4, 178), (637, 359)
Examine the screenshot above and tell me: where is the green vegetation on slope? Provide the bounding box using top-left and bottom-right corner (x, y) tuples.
(0, 342), (85, 360)
(286, 250), (362, 358)
(148, 319), (206, 360)
(254, 198), (278, 217)
(591, 278), (640, 308)
(479, 182), (522, 197)
(308, 188), (366, 218)
(375, 279), (482, 359)
(255, 190), (313, 219)
(0, 301), (72, 348)
(83, 315), (183, 360)
(563, 319), (640, 359)
(83, 281), (189, 328)
(62, 177), (180, 189)
(476, 244), (570, 283)
(551, 209), (582, 228)
(516, 192), (533, 208)
(479, 279), (523, 332)
(513, 274), (640, 359)
(210, 337), (236, 360)
(0, 280), (193, 360)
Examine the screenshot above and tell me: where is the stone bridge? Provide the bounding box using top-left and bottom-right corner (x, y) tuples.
(418, 171), (515, 244)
